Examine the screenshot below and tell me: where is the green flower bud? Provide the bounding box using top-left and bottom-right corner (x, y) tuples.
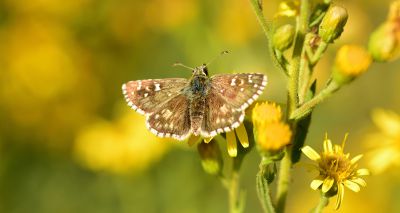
(273, 24), (295, 51)
(197, 141), (222, 175)
(333, 45), (372, 85)
(368, 22), (400, 62)
(319, 5), (348, 43)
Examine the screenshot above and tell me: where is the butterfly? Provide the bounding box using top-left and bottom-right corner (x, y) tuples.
(122, 64), (267, 141)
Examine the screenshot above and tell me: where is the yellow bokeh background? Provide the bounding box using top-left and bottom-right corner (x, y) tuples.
(0, 0), (399, 212)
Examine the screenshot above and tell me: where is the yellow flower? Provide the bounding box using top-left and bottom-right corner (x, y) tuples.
(333, 45), (372, 84)
(275, 0), (299, 18)
(252, 102), (292, 153)
(257, 122), (292, 152)
(365, 109), (400, 174)
(252, 102), (282, 125)
(301, 134), (369, 210)
(74, 111), (171, 174)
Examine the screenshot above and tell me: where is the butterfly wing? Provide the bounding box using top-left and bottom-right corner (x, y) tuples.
(201, 91), (245, 138)
(122, 78), (189, 115)
(210, 73), (267, 110)
(201, 73), (267, 138)
(145, 94), (191, 141)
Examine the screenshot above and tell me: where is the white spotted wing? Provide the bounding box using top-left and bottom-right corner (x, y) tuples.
(122, 78), (188, 115)
(201, 73), (267, 138)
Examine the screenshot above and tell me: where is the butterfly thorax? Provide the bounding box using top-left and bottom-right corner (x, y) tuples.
(188, 71), (210, 135)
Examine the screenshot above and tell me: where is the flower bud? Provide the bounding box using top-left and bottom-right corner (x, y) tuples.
(273, 24), (295, 51)
(333, 45), (372, 84)
(197, 141), (222, 175)
(368, 22), (400, 62)
(319, 5), (348, 43)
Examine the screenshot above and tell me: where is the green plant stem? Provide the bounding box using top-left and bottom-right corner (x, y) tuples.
(290, 80), (340, 120)
(228, 171), (244, 213)
(275, 148), (292, 213)
(249, 0), (271, 36)
(312, 194), (329, 213)
(249, 0), (288, 74)
(256, 158), (276, 213)
(309, 41), (329, 66)
(277, 1), (310, 213)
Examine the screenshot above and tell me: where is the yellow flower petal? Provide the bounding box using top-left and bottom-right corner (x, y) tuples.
(203, 137), (213, 144)
(301, 146), (321, 161)
(226, 131), (237, 157)
(322, 177), (334, 193)
(351, 178), (367, 187)
(368, 147), (400, 174)
(310, 179), (324, 190)
(372, 109), (400, 137)
(334, 144), (342, 153)
(350, 154), (363, 164)
(235, 124), (249, 148)
(323, 138), (334, 153)
(343, 180), (361, 192)
(335, 183), (345, 210)
(356, 168), (370, 176)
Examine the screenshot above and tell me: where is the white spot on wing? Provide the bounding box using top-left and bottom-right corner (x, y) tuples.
(144, 93), (149, 98)
(230, 78), (236, 86)
(155, 83), (161, 91)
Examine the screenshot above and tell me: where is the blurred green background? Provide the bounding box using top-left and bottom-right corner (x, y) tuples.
(0, 0), (399, 212)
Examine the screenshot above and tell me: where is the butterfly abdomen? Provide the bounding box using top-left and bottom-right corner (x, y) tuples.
(189, 97), (206, 136)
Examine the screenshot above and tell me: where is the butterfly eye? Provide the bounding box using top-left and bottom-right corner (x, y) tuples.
(203, 66), (209, 76)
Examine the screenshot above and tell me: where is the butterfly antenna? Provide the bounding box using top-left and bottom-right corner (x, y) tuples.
(206, 50), (230, 66)
(173, 62), (194, 70)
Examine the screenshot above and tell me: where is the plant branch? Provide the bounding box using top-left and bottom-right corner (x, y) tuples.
(312, 193), (329, 213)
(290, 80), (340, 120)
(256, 158), (276, 213)
(249, 0), (288, 74)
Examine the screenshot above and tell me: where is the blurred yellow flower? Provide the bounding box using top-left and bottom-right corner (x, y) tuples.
(365, 109), (400, 174)
(3, 0), (91, 16)
(301, 134), (369, 210)
(217, 0), (258, 45)
(145, 0), (198, 30)
(0, 19), (101, 148)
(74, 111), (171, 175)
(275, 0), (299, 18)
(252, 102), (292, 153)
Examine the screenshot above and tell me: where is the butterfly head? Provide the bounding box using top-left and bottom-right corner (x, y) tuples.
(192, 64), (209, 77)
